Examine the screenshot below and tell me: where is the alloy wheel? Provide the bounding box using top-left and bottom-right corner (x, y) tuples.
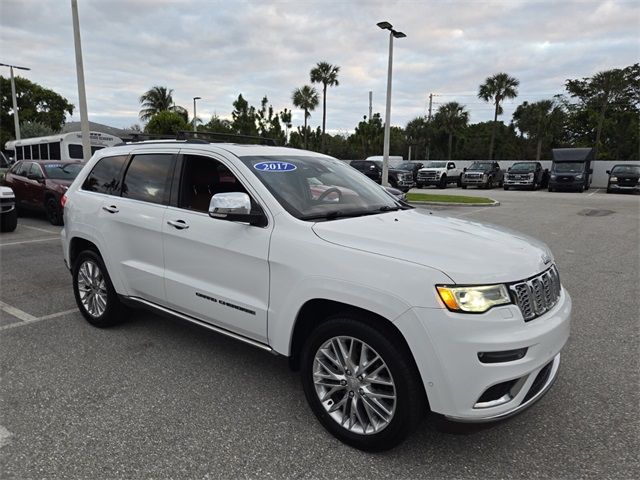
(77, 260), (108, 318)
(312, 336), (397, 435)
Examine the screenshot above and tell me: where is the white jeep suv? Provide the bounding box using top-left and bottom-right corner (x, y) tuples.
(61, 141), (571, 451)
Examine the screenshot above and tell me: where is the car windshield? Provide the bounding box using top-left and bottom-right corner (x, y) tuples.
(553, 162), (584, 173)
(425, 162), (446, 168)
(468, 163), (492, 171)
(43, 163), (83, 180)
(240, 155), (403, 221)
(389, 160), (412, 170)
(510, 163), (536, 171)
(611, 165), (640, 175)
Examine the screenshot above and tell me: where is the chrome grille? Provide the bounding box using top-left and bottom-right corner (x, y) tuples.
(509, 265), (561, 321)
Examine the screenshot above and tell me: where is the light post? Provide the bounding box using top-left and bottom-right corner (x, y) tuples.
(377, 21), (406, 186)
(71, 0), (91, 162)
(0, 62), (31, 140)
(193, 96), (201, 132)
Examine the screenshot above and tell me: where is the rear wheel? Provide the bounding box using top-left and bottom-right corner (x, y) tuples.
(578, 185), (584, 193)
(0, 209), (18, 232)
(301, 315), (426, 452)
(72, 250), (128, 327)
(45, 197), (63, 226)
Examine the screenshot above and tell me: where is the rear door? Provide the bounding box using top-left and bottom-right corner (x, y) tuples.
(161, 151), (271, 343)
(97, 151), (176, 305)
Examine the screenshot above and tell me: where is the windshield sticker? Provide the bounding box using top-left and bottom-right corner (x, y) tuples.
(254, 161), (297, 172)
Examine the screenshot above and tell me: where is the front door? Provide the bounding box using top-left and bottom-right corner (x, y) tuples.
(162, 153), (271, 343)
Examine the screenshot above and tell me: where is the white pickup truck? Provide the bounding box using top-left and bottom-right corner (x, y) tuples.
(416, 161), (462, 189)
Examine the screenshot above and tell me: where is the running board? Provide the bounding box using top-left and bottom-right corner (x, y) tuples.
(125, 296), (273, 353)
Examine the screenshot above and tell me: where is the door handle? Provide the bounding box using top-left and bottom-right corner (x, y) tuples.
(102, 205), (119, 214)
(167, 219), (189, 230)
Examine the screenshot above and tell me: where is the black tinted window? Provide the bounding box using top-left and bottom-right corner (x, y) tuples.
(49, 142), (61, 160)
(24, 146), (32, 160)
(39, 144), (48, 160)
(82, 155), (127, 194)
(68, 144), (84, 159)
(16, 147), (23, 160)
(122, 154), (174, 205)
(29, 163), (44, 179)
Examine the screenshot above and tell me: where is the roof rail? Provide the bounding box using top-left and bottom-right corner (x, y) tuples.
(176, 131), (277, 146)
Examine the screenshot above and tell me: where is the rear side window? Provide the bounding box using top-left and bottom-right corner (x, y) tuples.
(82, 155), (128, 195)
(122, 154), (174, 205)
(49, 142), (61, 160)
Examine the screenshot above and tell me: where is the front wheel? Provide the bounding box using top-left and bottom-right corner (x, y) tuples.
(503, 185), (509, 190)
(72, 250), (128, 327)
(438, 175), (447, 189)
(461, 185), (467, 189)
(301, 315), (426, 452)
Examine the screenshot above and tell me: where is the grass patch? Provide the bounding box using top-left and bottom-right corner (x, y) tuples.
(406, 193), (494, 204)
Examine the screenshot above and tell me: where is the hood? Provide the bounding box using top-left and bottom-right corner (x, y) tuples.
(312, 209), (553, 284)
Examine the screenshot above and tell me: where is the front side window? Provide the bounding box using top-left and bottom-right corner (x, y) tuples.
(122, 154), (174, 205)
(29, 163), (44, 179)
(178, 155), (248, 212)
(82, 155), (128, 194)
(240, 155), (401, 221)
(68, 144), (84, 159)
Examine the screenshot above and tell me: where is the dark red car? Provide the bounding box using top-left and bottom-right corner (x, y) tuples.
(3, 160), (83, 225)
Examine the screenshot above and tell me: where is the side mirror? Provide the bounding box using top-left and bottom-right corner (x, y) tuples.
(606, 170), (610, 175)
(463, 167), (467, 172)
(589, 169), (594, 174)
(369, 165), (377, 171)
(209, 192), (266, 227)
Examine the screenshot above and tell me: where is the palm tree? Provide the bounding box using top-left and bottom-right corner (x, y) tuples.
(513, 100), (565, 160)
(434, 102), (469, 160)
(478, 73), (519, 159)
(291, 85), (319, 149)
(139, 86), (187, 122)
(310, 62), (340, 152)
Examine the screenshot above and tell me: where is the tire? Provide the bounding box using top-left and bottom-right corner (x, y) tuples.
(456, 178), (462, 188)
(578, 185), (584, 193)
(437, 175), (447, 189)
(487, 177), (494, 189)
(0, 209), (18, 232)
(503, 185), (509, 190)
(548, 186), (554, 192)
(301, 315), (426, 452)
(72, 250), (128, 327)
(45, 196), (64, 226)
(461, 185), (467, 189)
(606, 187), (612, 194)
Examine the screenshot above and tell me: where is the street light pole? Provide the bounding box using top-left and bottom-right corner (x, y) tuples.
(193, 96), (201, 132)
(0, 62), (31, 141)
(71, 0), (91, 162)
(377, 22), (406, 187)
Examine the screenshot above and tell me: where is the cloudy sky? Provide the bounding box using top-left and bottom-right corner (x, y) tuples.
(1, 0), (638, 134)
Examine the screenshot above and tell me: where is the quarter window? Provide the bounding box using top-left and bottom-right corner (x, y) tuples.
(122, 154), (174, 205)
(82, 155), (128, 195)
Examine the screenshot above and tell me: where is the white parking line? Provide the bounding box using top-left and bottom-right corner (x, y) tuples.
(0, 237), (59, 247)
(0, 300), (37, 322)
(20, 224), (61, 234)
(588, 189), (601, 197)
(0, 307), (78, 332)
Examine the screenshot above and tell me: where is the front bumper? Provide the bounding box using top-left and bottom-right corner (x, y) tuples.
(608, 183), (640, 193)
(505, 179), (534, 186)
(394, 288), (571, 422)
(396, 179), (415, 188)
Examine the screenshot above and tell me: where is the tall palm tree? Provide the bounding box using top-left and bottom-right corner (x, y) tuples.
(139, 86), (187, 122)
(434, 102), (469, 160)
(478, 73), (519, 159)
(310, 62), (340, 152)
(291, 85), (319, 149)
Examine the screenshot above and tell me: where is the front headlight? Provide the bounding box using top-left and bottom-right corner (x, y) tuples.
(609, 176), (617, 182)
(550, 174), (557, 180)
(575, 174), (583, 179)
(528, 173), (534, 178)
(436, 284), (511, 313)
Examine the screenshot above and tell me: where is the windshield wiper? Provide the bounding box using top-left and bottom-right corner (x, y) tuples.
(303, 205), (404, 221)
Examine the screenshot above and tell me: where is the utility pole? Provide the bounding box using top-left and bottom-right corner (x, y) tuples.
(427, 93), (434, 121)
(368, 91), (373, 120)
(193, 96), (201, 132)
(426, 93), (437, 161)
(71, 0), (91, 162)
(0, 63), (31, 141)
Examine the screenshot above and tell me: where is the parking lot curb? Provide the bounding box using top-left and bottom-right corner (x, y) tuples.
(408, 200), (500, 207)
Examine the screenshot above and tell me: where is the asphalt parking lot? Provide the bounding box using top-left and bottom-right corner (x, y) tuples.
(1, 190), (638, 479)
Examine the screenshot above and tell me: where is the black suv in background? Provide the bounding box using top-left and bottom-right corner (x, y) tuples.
(606, 164), (640, 194)
(350, 160), (415, 192)
(460, 162), (504, 189)
(504, 162), (548, 190)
